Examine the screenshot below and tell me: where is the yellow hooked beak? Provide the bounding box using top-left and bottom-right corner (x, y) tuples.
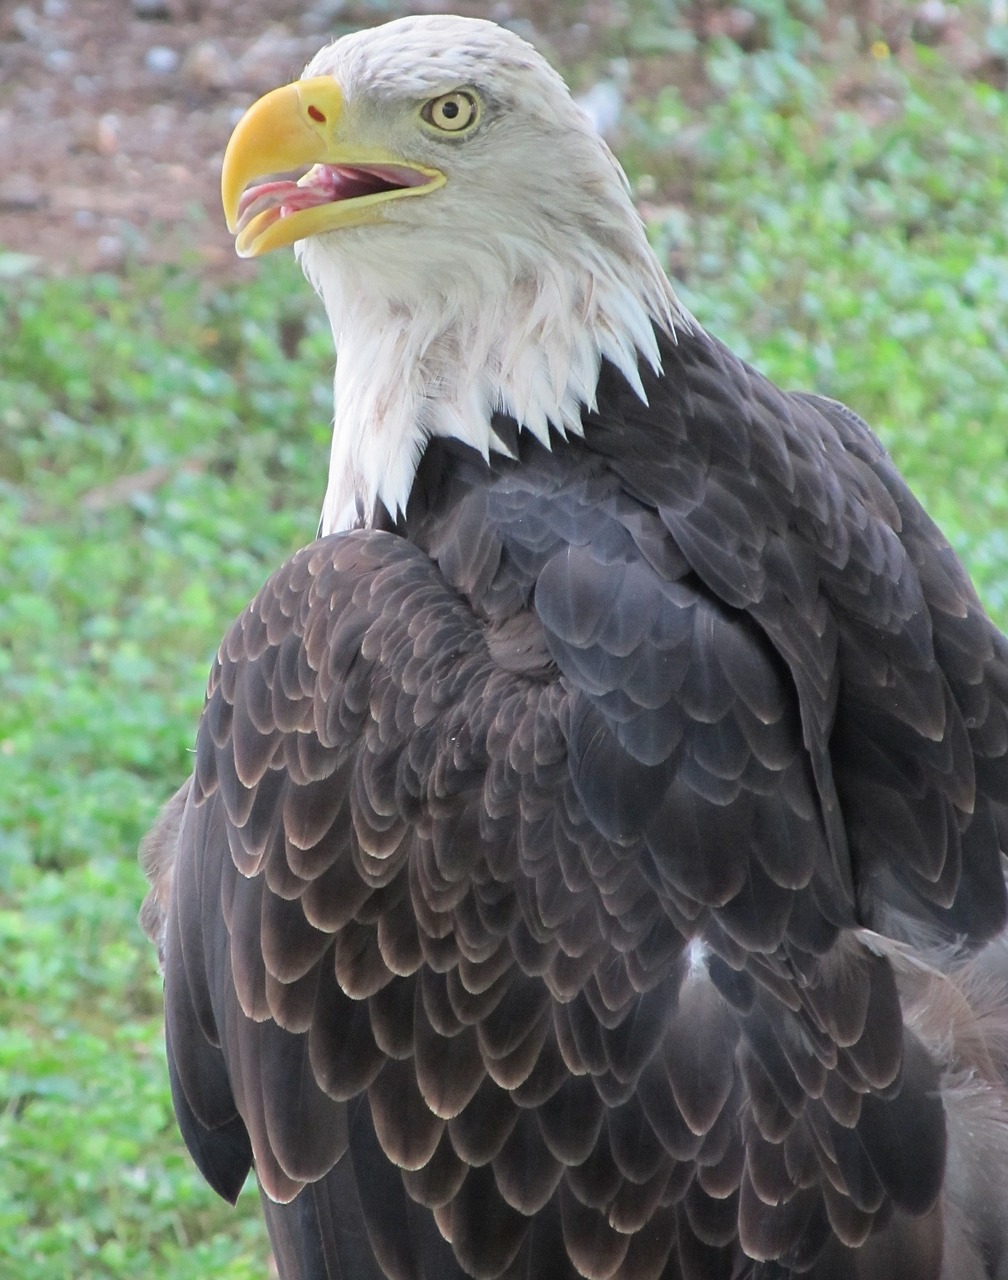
(221, 77), (446, 258)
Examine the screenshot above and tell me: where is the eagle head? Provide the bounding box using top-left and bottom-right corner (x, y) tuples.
(220, 15), (684, 532)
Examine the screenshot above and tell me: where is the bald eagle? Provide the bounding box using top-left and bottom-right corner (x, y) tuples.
(141, 15), (1008, 1280)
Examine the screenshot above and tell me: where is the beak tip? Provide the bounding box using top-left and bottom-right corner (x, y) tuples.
(221, 174), (242, 236)
(219, 78), (339, 251)
(233, 227), (260, 259)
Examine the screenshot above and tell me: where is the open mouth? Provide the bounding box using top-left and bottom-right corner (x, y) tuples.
(234, 162), (441, 253)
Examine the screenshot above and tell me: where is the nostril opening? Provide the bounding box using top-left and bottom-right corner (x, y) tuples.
(307, 105), (326, 123)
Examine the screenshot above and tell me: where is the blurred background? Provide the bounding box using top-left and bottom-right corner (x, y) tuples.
(1, 2), (1007, 1276)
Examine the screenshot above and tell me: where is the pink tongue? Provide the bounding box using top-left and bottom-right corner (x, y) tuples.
(235, 165), (428, 233)
(236, 179), (304, 224)
(237, 167), (397, 227)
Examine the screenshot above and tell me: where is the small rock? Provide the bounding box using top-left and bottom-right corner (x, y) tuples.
(237, 28), (314, 89)
(132, 0), (172, 18)
(96, 234), (126, 269)
(72, 113), (117, 156)
(0, 177), (47, 212)
(97, 222), (149, 269)
(576, 81), (623, 138)
(912, 0), (954, 43)
(301, 0), (346, 32)
(96, 113), (120, 156)
(148, 104), (179, 135)
(10, 5), (43, 41)
(145, 45), (179, 75)
(43, 48), (74, 73)
(181, 40), (234, 93)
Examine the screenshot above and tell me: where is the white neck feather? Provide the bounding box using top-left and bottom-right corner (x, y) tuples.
(296, 154), (688, 536)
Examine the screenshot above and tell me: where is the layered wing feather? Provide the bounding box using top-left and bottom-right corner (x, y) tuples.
(151, 325), (1008, 1280)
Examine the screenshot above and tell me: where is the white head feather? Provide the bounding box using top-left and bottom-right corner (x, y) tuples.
(293, 15), (688, 534)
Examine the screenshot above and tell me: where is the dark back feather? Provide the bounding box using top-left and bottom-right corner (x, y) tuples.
(148, 324), (1008, 1279)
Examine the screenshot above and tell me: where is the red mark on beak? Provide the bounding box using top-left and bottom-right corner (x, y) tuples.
(307, 105), (326, 123)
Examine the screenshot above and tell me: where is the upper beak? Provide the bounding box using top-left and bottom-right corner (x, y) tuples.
(221, 77), (445, 258)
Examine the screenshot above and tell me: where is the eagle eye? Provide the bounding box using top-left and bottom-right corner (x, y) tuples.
(423, 91), (479, 133)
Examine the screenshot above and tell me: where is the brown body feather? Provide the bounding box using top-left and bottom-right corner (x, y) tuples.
(144, 325), (1008, 1278)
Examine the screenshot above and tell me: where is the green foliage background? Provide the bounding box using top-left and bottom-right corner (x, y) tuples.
(1, 3), (1006, 1275)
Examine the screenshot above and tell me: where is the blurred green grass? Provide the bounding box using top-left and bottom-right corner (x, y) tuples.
(2, 6), (1007, 1277)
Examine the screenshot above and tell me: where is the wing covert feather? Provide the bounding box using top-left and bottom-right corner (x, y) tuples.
(156, 326), (1008, 1279)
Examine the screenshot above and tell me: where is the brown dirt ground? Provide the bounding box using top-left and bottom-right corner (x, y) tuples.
(0, 0), (635, 277)
(0, 0), (489, 276)
(1, 0), (1001, 278)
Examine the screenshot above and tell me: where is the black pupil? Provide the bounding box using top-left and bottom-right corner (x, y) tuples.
(442, 100), (460, 119)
